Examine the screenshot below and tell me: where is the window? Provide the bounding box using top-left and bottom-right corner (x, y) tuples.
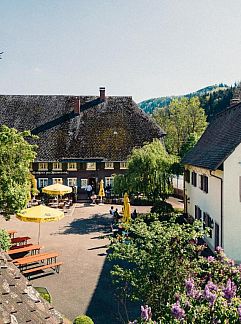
(67, 162), (77, 170)
(68, 178), (77, 187)
(52, 178), (63, 184)
(81, 179), (88, 188)
(38, 178), (48, 188)
(105, 177), (114, 187)
(184, 169), (190, 183)
(53, 162), (62, 170)
(120, 162), (128, 169)
(195, 205), (202, 220)
(38, 162), (48, 170)
(191, 172), (197, 187)
(200, 175), (208, 193)
(86, 162), (96, 170)
(105, 162), (114, 169)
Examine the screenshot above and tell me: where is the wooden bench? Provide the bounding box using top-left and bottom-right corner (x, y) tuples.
(10, 243), (33, 250)
(22, 261), (63, 278)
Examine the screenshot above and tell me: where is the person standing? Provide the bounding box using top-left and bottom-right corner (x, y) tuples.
(86, 184), (92, 199)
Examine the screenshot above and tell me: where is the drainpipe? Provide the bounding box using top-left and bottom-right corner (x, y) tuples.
(210, 170), (223, 247)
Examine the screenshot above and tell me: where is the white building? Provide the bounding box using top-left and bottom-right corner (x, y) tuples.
(182, 100), (241, 262)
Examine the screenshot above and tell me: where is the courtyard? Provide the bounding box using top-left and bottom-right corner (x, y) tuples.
(0, 198), (183, 323)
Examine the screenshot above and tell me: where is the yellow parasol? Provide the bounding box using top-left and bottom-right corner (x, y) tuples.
(42, 183), (72, 196)
(17, 205), (64, 244)
(98, 179), (105, 205)
(123, 192), (131, 223)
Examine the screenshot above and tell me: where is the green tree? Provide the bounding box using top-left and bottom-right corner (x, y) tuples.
(108, 218), (204, 320)
(0, 229), (11, 251)
(153, 97), (207, 156)
(0, 125), (36, 218)
(113, 139), (175, 201)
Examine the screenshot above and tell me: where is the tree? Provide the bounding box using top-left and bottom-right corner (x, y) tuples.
(153, 97), (207, 156)
(0, 229), (11, 251)
(113, 139), (175, 201)
(0, 125), (36, 218)
(109, 218), (205, 320)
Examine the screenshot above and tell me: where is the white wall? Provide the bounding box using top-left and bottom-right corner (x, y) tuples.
(185, 166), (223, 250)
(223, 142), (241, 262)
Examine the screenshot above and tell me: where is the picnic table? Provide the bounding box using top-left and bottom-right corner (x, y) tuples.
(13, 251), (59, 268)
(11, 236), (31, 246)
(7, 230), (17, 238)
(7, 244), (43, 256)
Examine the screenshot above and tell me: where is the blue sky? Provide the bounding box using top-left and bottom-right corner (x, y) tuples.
(1, 0), (241, 102)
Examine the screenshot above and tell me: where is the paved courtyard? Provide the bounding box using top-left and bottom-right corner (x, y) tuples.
(0, 199), (183, 323)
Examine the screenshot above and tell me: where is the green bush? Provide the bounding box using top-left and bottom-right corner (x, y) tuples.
(130, 197), (154, 206)
(73, 315), (94, 324)
(151, 200), (174, 221)
(0, 229), (11, 251)
(34, 287), (52, 303)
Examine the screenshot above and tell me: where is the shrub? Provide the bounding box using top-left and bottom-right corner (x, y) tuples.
(151, 200), (174, 220)
(34, 287), (52, 303)
(0, 229), (11, 251)
(73, 315), (94, 324)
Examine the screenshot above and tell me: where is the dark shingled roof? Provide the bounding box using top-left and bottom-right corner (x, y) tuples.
(182, 102), (241, 170)
(0, 251), (63, 323)
(0, 95), (165, 161)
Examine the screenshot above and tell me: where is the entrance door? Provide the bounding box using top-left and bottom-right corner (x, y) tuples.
(215, 222), (220, 248)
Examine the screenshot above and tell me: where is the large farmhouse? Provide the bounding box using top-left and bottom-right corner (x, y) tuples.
(0, 88), (164, 194)
(182, 94), (241, 262)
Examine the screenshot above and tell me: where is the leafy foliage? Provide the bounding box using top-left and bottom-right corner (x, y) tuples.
(0, 125), (36, 218)
(73, 315), (94, 324)
(108, 218), (205, 319)
(0, 229), (11, 251)
(153, 97), (207, 156)
(113, 140), (175, 201)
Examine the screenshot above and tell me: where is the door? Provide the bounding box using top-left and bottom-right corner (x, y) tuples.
(215, 222), (220, 248)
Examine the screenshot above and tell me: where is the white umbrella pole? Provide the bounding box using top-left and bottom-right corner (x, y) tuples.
(38, 222), (41, 245)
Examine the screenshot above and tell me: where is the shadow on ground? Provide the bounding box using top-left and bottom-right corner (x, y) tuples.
(60, 213), (112, 235)
(86, 256), (139, 324)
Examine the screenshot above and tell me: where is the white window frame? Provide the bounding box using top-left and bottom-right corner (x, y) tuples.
(120, 162), (128, 169)
(105, 176), (114, 187)
(52, 178), (63, 184)
(105, 162), (114, 169)
(81, 179), (88, 189)
(67, 178), (77, 187)
(38, 178), (48, 188)
(86, 162), (96, 170)
(38, 162), (48, 170)
(67, 162), (77, 171)
(52, 162), (62, 171)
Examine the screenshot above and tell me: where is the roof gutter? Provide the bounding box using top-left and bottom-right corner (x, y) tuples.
(210, 170), (223, 247)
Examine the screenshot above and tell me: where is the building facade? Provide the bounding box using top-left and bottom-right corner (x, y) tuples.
(182, 97), (241, 262)
(0, 88), (165, 194)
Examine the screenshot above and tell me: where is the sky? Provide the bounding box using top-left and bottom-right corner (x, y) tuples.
(1, 0), (241, 102)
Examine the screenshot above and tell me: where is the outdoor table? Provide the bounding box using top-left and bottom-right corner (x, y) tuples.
(7, 244), (43, 256)
(11, 236), (31, 246)
(7, 230), (17, 238)
(14, 252), (59, 270)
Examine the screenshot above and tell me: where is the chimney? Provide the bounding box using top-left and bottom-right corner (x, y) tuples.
(99, 87), (106, 101)
(74, 96), (80, 115)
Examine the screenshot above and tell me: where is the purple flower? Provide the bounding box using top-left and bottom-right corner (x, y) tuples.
(223, 279), (236, 300)
(141, 305), (152, 321)
(207, 256), (215, 262)
(185, 277), (200, 299)
(204, 281), (217, 305)
(216, 246), (224, 254)
(171, 301), (185, 320)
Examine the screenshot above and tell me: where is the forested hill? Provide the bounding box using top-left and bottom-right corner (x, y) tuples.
(139, 84), (235, 121)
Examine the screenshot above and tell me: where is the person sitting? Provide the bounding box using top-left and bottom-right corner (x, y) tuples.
(131, 209), (137, 220)
(90, 192), (97, 204)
